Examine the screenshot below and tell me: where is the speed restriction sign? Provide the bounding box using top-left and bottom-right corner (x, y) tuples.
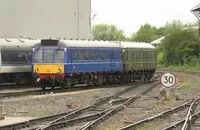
(161, 73), (176, 88)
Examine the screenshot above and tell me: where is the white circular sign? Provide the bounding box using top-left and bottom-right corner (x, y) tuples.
(161, 72), (176, 88)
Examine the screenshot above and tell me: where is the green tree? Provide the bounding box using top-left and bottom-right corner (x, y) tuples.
(130, 24), (159, 42)
(161, 20), (200, 66)
(92, 24), (126, 41)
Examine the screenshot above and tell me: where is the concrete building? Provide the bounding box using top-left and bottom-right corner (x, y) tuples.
(0, 0), (91, 39)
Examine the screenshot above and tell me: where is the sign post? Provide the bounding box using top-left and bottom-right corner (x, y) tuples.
(161, 72), (176, 88)
(160, 72), (176, 99)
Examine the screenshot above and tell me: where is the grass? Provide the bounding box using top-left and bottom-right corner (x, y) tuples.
(161, 94), (176, 106)
(95, 121), (124, 130)
(136, 121), (163, 130)
(181, 82), (193, 89)
(158, 65), (200, 72)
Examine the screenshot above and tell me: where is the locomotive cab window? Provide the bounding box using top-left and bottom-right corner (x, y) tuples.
(34, 48), (64, 63)
(54, 49), (64, 63)
(43, 50), (54, 63)
(34, 49), (43, 63)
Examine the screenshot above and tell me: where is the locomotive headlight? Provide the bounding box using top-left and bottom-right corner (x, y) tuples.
(37, 78), (41, 82)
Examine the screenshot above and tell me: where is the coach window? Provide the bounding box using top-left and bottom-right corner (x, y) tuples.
(146, 52), (148, 60)
(153, 51), (155, 60)
(152, 52), (154, 60)
(73, 51), (78, 61)
(91, 50), (95, 60)
(85, 50), (89, 60)
(138, 52), (140, 61)
(126, 51), (128, 60)
(150, 52), (152, 60)
(2, 51), (31, 65)
(79, 50), (83, 60)
(149, 51), (152, 60)
(101, 50), (105, 60)
(135, 52), (138, 61)
(143, 51), (145, 60)
(132, 52), (134, 61)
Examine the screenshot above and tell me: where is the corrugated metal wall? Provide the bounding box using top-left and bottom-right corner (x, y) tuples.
(0, 0), (91, 39)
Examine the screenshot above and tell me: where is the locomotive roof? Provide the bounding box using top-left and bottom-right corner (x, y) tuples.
(118, 42), (156, 49)
(0, 38), (39, 51)
(34, 39), (121, 48)
(58, 40), (120, 48)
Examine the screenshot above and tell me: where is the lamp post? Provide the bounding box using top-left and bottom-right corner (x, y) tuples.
(90, 12), (98, 39)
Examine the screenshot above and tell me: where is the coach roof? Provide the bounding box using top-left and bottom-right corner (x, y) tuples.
(0, 38), (39, 51)
(118, 42), (156, 49)
(58, 40), (120, 48)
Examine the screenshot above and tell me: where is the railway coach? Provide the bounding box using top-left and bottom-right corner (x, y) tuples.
(32, 39), (156, 90)
(119, 42), (156, 82)
(0, 38), (39, 85)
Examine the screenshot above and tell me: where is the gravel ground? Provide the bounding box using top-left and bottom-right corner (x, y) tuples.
(2, 85), (132, 117)
(94, 72), (200, 130)
(1, 72), (200, 130)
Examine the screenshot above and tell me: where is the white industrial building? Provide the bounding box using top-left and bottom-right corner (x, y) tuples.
(0, 0), (91, 39)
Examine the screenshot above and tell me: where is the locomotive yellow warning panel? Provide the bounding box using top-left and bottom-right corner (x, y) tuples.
(34, 64), (64, 74)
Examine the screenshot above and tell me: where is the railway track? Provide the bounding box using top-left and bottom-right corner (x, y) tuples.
(0, 80), (159, 130)
(79, 81), (159, 130)
(118, 98), (200, 130)
(156, 69), (200, 77)
(0, 82), (142, 98)
(162, 98), (200, 130)
(0, 73), (160, 99)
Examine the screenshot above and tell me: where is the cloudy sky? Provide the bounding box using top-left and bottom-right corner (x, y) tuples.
(92, 0), (200, 36)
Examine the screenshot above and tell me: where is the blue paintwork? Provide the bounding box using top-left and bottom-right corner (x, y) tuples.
(32, 47), (122, 74)
(64, 48), (122, 73)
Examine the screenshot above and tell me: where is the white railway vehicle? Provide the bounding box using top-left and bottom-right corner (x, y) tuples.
(0, 38), (39, 85)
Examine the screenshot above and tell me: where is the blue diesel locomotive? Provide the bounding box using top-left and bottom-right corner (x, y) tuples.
(32, 39), (156, 90)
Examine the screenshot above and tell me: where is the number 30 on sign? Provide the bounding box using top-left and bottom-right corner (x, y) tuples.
(161, 72), (176, 88)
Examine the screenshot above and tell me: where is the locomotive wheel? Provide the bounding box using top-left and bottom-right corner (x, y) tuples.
(32, 72), (39, 81)
(55, 72), (62, 80)
(41, 80), (46, 91)
(141, 73), (146, 82)
(42, 85), (46, 91)
(65, 78), (73, 88)
(60, 81), (65, 89)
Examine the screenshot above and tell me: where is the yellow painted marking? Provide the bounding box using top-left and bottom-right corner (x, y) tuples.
(34, 64), (64, 74)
